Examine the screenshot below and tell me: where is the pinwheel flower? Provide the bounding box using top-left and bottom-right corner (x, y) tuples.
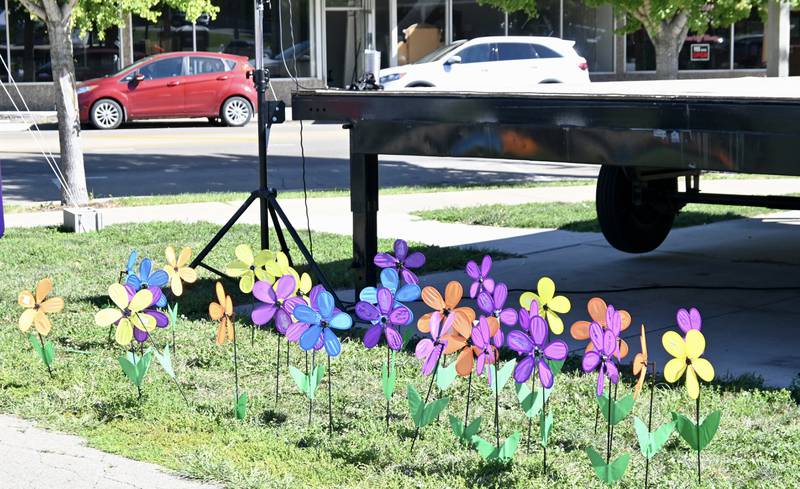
(570, 297), (631, 358)
(417, 281), (475, 335)
(295, 271), (313, 299)
(374, 239), (426, 285)
(508, 314), (568, 388)
(470, 316), (500, 384)
(163, 246), (197, 296)
(295, 290), (353, 357)
(251, 275), (305, 334)
(581, 322), (620, 397)
(356, 287), (411, 350)
(121, 250), (137, 282)
(633, 324), (648, 399)
(226, 244), (274, 293)
(360, 268), (421, 314)
(18, 278), (64, 336)
(663, 329), (714, 400)
(123, 285), (169, 342)
(125, 257), (169, 307)
(520, 277), (571, 335)
(677, 307), (702, 335)
(210, 282), (235, 345)
(286, 284), (327, 350)
(415, 311), (454, 376)
(95, 283), (155, 346)
(466, 255), (495, 298)
(477, 282), (516, 346)
(440, 312), (475, 377)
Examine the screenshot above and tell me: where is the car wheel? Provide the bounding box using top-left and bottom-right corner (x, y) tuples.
(90, 99), (123, 130)
(220, 97), (252, 127)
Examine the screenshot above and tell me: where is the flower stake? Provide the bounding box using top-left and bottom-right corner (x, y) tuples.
(18, 278), (64, 377)
(662, 311), (718, 485)
(163, 246), (197, 357)
(210, 282), (247, 419)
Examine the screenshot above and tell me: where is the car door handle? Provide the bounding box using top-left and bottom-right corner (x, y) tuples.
(216, 75), (229, 81)
(167, 81), (181, 87)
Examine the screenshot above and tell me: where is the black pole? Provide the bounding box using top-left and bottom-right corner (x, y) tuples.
(233, 321), (240, 407)
(410, 358), (438, 453)
(385, 343), (391, 432)
(645, 361), (656, 489)
(254, 0), (270, 251)
(328, 354), (333, 437)
(696, 394), (701, 484)
(463, 371), (473, 438)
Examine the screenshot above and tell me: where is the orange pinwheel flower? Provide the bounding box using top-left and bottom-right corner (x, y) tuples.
(632, 324), (648, 400)
(441, 315), (499, 378)
(569, 297), (631, 359)
(209, 282), (235, 345)
(18, 278), (64, 336)
(417, 281), (475, 335)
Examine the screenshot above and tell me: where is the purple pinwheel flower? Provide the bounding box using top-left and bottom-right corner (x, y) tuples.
(415, 311), (453, 376)
(582, 322), (620, 397)
(123, 284), (169, 343)
(252, 275), (305, 334)
(125, 257), (169, 307)
(466, 255), (495, 299)
(374, 239), (426, 285)
(477, 282), (517, 346)
(472, 316), (499, 385)
(295, 290), (353, 357)
(286, 284), (328, 350)
(359, 268), (420, 326)
(676, 307), (702, 335)
(507, 314), (568, 388)
(355, 287), (411, 351)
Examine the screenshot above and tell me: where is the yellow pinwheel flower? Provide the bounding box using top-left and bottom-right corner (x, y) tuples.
(633, 324), (648, 400)
(519, 277), (571, 334)
(18, 278), (64, 336)
(295, 272), (312, 299)
(163, 246), (198, 296)
(662, 329), (715, 400)
(95, 283), (155, 346)
(226, 244), (274, 293)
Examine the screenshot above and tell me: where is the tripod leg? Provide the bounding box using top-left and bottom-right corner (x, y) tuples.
(191, 192), (259, 269)
(350, 149), (378, 296)
(267, 200), (293, 266)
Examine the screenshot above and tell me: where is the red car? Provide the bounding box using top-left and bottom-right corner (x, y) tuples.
(77, 52), (257, 130)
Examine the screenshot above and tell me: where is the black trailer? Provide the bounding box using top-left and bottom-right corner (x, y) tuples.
(292, 78), (800, 293)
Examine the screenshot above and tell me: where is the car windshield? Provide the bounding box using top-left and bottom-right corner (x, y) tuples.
(414, 41), (466, 64)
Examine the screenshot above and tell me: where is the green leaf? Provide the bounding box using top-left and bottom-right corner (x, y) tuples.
(449, 414), (482, 443)
(597, 393), (634, 426)
(167, 303), (179, 328)
(672, 410), (721, 451)
(420, 397), (449, 428)
(136, 350), (153, 383)
(407, 384), (423, 426)
(585, 447), (631, 485)
(547, 358), (565, 379)
(488, 359), (516, 396)
(28, 334), (45, 363)
(472, 432), (521, 462)
(382, 351), (396, 401)
(539, 413), (553, 447)
(153, 345), (175, 379)
(308, 365), (325, 400)
(634, 417), (675, 459)
(290, 366), (309, 395)
(515, 382), (549, 418)
(235, 392), (248, 420)
(400, 326), (416, 347)
(435, 362), (457, 391)
(117, 356), (140, 386)
(42, 340), (55, 366)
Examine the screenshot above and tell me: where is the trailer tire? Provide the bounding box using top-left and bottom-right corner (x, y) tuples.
(596, 165), (676, 253)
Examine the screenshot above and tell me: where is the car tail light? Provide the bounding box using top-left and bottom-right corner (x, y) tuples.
(578, 61), (588, 71)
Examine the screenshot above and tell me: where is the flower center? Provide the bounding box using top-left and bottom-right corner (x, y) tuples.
(321, 319), (329, 328)
(686, 358), (693, 366)
(140, 283), (148, 290)
(380, 316), (388, 325)
(249, 265), (256, 271)
(122, 309), (131, 318)
(34, 303), (41, 310)
(173, 266), (179, 272)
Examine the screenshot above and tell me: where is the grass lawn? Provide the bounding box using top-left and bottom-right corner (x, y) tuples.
(1, 222), (798, 488)
(414, 201), (781, 232)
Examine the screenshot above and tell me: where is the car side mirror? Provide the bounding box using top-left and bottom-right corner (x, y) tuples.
(445, 55), (462, 65)
(134, 72), (145, 82)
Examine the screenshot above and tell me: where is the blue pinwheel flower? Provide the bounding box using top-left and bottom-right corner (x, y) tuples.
(296, 290), (353, 357)
(125, 257), (169, 307)
(359, 268), (419, 325)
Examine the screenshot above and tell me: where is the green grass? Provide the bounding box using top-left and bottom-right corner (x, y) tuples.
(414, 201), (782, 232)
(1, 222), (798, 488)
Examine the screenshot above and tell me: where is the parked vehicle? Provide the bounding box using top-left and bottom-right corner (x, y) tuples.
(77, 52), (256, 130)
(379, 36), (590, 91)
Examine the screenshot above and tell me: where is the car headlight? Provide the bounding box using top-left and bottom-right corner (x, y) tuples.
(379, 73), (405, 84)
(76, 85), (97, 95)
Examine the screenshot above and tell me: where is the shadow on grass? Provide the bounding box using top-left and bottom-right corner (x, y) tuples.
(558, 211), (755, 233)
(258, 409), (288, 426)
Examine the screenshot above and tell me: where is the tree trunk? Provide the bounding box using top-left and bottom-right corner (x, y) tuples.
(649, 13), (690, 80)
(47, 20), (89, 206)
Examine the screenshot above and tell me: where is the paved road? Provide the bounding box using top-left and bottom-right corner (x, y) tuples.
(0, 120), (598, 204)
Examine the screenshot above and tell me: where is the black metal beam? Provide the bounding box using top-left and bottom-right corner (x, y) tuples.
(350, 143), (379, 295)
(674, 192), (800, 210)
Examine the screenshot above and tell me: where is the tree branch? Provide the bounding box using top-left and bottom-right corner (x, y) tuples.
(16, 0), (48, 21)
(61, 0), (80, 24)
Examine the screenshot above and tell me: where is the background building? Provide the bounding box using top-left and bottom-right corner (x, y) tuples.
(1, 0), (797, 109)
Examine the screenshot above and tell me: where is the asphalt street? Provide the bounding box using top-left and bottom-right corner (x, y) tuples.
(0, 120), (598, 204)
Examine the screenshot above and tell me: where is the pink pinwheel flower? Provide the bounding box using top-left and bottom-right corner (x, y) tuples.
(466, 255), (495, 299)
(415, 311), (454, 376)
(676, 306), (702, 335)
(472, 316), (499, 385)
(355, 287), (411, 351)
(582, 322), (620, 397)
(507, 314), (567, 388)
(286, 284), (327, 350)
(251, 275), (305, 334)
(477, 282), (517, 346)
(374, 239), (426, 285)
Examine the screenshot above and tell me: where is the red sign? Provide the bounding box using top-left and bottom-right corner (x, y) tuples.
(690, 44), (710, 62)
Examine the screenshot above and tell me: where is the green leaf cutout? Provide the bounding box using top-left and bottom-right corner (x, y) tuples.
(671, 410), (721, 451)
(406, 384), (449, 428)
(382, 351), (396, 401)
(153, 345), (176, 379)
(435, 362), (457, 391)
(585, 447), (631, 485)
(118, 350), (152, 387)
(309, 365), (325, 400)
(472, 432), (521, 462)
(166, 303), (179, 328)
(597, 393), (634, 426)
(235, 392), (248, 420)
(515, 382), (550, 419)
(539, 412), (553, 447)
(400, 326), (416, 348)
(488, 359), (516, 396)
(118, 356), (139, 385)
(547, 358), (565, 379)
(449, 414), (482, 444)
(633, 417), (675, 459)
(289, 365), (309, 395)
(28, 334), (45, 363)
(43, 341), (55, 366)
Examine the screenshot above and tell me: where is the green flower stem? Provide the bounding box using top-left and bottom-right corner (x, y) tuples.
(696, 394), (701, 484)
(37, 332), (53, 378)
(410, 348), (440, 453)
(233, 321), (240, 412)
(385, 342), (391, 432)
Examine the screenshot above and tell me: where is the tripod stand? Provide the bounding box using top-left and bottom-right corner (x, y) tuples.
(190, 0), (344, 310)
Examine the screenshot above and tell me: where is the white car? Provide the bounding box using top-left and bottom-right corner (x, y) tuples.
(379, 36), (590, 91)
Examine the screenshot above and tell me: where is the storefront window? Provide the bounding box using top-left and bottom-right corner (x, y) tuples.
(375, 0), (390, 68)
(508, 0), (559, 37)
(8, 1), (49, 81)
(679, 27), (730, 70)
(563, 0), (613, 72)
(452, 0), (504, 40)
(625, 28), (655, 71)
(202, 0), (253, 57)
(1, 0), (8, 82)
(268, 0), (313, 77)
(397, 0), (445, 65)
(133, 8), (194, 60)
(733, 8), (765, 69)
